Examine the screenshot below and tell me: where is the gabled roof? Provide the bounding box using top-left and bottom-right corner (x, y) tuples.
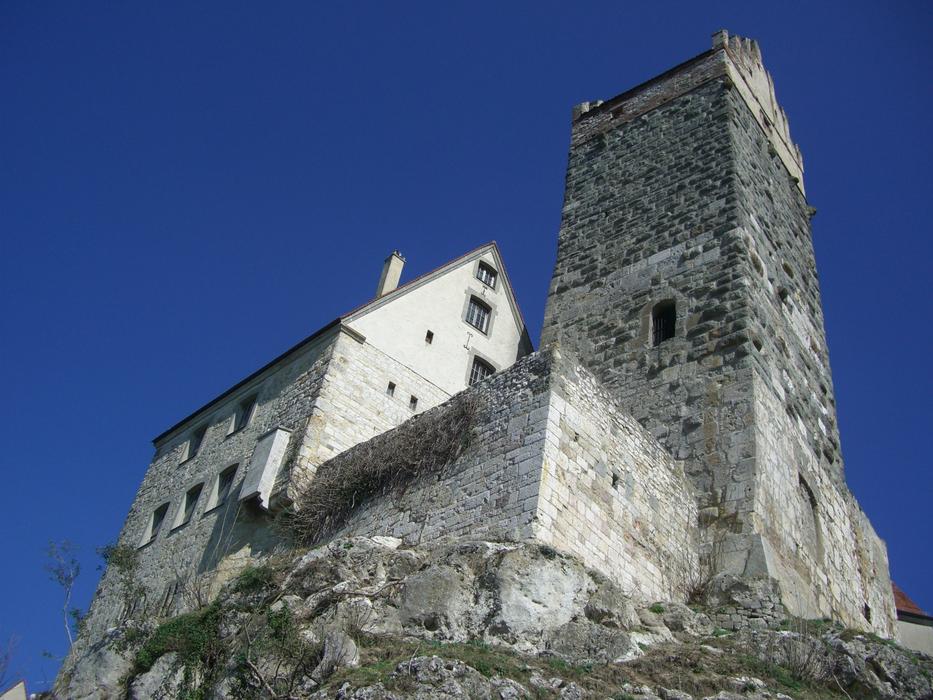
(153, 242), (528, 445)
(893, 582), (929, 619)
(341, 241), (527, 331)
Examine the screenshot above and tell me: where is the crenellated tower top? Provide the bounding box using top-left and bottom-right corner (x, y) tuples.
(712, 30), (804, 193)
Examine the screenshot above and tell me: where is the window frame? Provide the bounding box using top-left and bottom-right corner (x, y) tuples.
(229, 394), (258, 435)
(651, 300), (676, 346)
(182, 424), (208, 463)
(140, 502), (170, 547)
(173, 483), (204, 529)
(205, 464), (239, 512)
(476, 261), (498, 289)
(464, 296), (492, 334)
(469, 356), (496, 386)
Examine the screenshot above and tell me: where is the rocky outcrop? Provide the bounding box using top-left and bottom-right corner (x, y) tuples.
(56, 537), (933, 699)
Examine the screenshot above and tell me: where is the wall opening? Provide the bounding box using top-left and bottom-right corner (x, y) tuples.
(798, 474), (824, 562)
(651, 300), (676, 346)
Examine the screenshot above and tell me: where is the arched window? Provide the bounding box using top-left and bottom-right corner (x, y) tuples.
(651, 300), (676, 346)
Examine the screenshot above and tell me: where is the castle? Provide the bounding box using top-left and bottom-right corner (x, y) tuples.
(70, 30), (898, 671)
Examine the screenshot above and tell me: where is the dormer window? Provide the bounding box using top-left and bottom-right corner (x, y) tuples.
(651, 300), (676, 346)
(465, 297), (491, 334)
(476, 262), (497, 289)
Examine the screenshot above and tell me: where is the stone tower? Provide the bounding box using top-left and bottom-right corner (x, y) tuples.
(541, 31), (894, 632)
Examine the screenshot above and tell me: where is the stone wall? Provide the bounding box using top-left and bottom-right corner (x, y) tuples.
(76, 325), (454, 650)
(331, 348), (699, 604)
(536, 353), (699, 602)
(540, 35), (895, 634)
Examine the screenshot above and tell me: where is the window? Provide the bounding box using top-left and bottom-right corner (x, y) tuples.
(232, 395), (257, 433)
(465, 297), (491, 334)
(469, 357), (495, 385)
(476, 262), (497, 289)
(651, 300), (676, 346)
(209, 464), (238, 510)
(184, 425), (207, 461)
(386, 381), (396, 397)
(175, 483), (203, 528)
(409, 395), (418, 411)
(425, 330), (434, 344)
(145, 503), (169, 545)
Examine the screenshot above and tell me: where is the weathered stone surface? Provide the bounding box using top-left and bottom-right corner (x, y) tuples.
(540, 31), (895, 635)
(57, 537), (933, 700)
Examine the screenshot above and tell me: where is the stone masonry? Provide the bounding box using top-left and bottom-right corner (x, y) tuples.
(63, 33), (900, 694)
(540, 31), (894, 634)
(333, 348), (700, 605)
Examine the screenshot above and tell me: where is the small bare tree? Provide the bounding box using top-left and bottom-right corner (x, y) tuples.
(0, 635), (18, 689)
(45, 540), (82, 648)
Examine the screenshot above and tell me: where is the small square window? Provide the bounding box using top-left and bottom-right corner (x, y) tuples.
(469, 357), (495, 385)
(175, 483), (203, 528)
(386, 381), (396, 397)
(477, 262), (497, 289)
(465, 297), (491, 334)
(425, 330), (434, 344)
(409, 395), (418, 411)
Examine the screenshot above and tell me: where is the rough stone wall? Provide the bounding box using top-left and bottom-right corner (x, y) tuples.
(541, 76), (754, 538)
(332, 349), (699, 604)
(285, 329), (451, 500)
(536, 353), (699, 602)
(725, 70), (895, 634)
(540, 39), (895, 634)
(334, 351), (554, 544)
(76, 329), (340, 652)
(75, 326), (454, 657)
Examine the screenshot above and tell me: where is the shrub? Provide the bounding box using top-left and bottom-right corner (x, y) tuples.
(133, 602), (223, 674)
(285, 394), (479, 543)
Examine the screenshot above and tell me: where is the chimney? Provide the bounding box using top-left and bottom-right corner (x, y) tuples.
(375, 251), (405, 297)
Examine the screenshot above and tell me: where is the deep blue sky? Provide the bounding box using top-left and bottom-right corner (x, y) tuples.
(2, 1), (930, 691)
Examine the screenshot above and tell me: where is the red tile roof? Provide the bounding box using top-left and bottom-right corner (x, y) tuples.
(893, 582), (928, 617)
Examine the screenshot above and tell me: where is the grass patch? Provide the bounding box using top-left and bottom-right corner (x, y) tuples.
(232, 564), (276, 595)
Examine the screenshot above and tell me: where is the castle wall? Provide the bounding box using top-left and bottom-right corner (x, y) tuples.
(286, 328), (452, 497)
(79, 326), (454, 646)
(535, 356), (699, 602)
(333, 350), (699, 604)
(334, 352), (554, 544)
(540, 37), (895, 634)
(541, 77), (755, 525)
(725, 74), (896, 634)
(79, 328), (340, 641)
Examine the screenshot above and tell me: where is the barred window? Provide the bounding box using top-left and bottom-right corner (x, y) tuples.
(409, 395), (418, 411)
(469, 357), (495, 385)
(386, 381), (396, 397)
(465, 297), (491, 333)
(651, 300), (676, 346)
(476, 262), (497, 288)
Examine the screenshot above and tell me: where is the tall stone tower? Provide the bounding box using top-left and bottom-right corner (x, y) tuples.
(542, 31), (895, 633)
